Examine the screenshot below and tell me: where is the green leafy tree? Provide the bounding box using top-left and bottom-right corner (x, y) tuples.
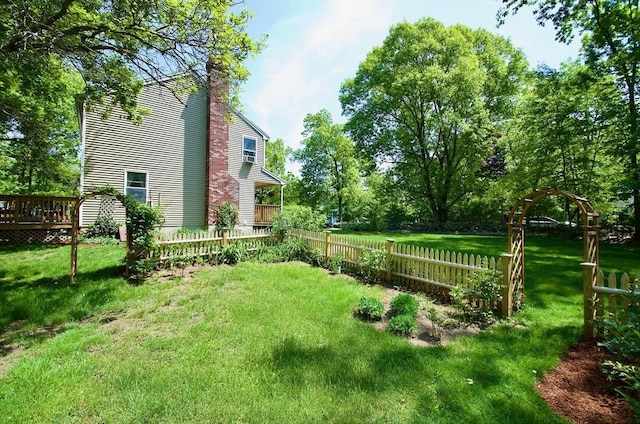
(265, 138), (290, 177)
(0, 56), (82, 194)
(340, 18), (527, 226)
(293, 109), (360, 222)
(505, 63), (623, 221)
(0, 0), (262, 120)
(500, 0), (640, 238)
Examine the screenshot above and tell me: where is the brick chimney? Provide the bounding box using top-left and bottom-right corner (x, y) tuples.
(205, 63), (239, 227)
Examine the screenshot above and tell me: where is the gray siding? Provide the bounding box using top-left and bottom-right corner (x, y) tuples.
(228, 111), (281, 226)
(82, 82), (207, 229)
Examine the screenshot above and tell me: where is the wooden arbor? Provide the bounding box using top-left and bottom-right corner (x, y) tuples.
(70, 191), (133, 284)
(504, 188), (600, 324)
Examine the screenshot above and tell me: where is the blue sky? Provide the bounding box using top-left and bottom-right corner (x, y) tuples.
(238, 0), (580, 168)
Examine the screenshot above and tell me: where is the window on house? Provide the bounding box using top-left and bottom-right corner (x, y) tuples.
(243, 136), (256, 163)
(125, 171), (148, 203)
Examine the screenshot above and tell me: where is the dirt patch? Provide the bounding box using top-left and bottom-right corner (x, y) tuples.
(0, 322), (65, 379)
(536, 338), (635, 424)
(365, 286), (482, 347)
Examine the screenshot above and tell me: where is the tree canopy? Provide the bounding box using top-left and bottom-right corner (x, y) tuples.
(340, 18), (527, 225)
(1, 0), (261, 119)
(500, 0), (640, 237)
(293, 109), (360, 222)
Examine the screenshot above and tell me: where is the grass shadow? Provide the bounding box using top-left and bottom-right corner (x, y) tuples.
(0, 244), (127, 349)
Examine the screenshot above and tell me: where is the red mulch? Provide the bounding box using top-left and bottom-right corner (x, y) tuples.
(536, 338), (636, 424)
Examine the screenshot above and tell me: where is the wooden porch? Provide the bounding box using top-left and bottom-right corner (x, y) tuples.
(0, 195), (76, 229)
(0, 195), (77, 243)
(254, 204), (280, 226)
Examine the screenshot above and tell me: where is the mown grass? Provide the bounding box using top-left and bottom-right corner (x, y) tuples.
(0, 236), (638, 423)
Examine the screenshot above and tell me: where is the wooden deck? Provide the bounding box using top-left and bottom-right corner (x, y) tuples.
(0, 195), (76, 230)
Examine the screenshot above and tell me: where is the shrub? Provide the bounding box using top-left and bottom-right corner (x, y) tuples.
(328, 253), (343, 273)
(250, 245), (286, 263)
(279, 236), (310, 262)
(602, 360), (640, 417)
(389, 293), (419, 318)
(218, 244), (244, 265)
(215, 201), (239, 229)
(271, 205), (326, 236)
(450, 270), (502, 325)
(598, 290), (640, 362)
(84, 214), (119, 239)
(598, 287), (640, 416)
(357, 297), (384, 321)
(357, 248), (386, 284)
(387, 314), (417, 337)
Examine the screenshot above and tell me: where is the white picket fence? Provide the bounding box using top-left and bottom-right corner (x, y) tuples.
(153, 228), (275, 260)
(290, 229), (505, 300)
(593, 270), (639, 317)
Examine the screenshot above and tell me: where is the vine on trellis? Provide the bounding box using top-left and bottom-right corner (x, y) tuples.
(70, 186), (163, 283)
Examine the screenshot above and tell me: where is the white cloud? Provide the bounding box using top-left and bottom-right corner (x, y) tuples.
(246, 0), (394, 152)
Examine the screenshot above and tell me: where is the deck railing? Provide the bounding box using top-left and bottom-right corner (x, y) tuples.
(0, 195), (76, 228)
(254, 204), (280, 225)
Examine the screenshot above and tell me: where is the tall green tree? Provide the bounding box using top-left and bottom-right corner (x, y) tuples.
(293, 109), (360, 222)
(0, 55), (82, 194)
(0, 0), (261, 119)
(340, 18), (527, 225)
(265, 138), (290, 178)
(505, 63), (623, 221)
(500, 0), (640, 237)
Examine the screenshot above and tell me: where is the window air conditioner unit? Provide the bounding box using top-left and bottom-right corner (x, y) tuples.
(243, 154), (255, 163)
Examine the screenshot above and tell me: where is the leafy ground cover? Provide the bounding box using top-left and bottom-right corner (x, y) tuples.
(0, 235), (638, 423)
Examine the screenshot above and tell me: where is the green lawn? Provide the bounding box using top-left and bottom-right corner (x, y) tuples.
(0, 236), (638, 423)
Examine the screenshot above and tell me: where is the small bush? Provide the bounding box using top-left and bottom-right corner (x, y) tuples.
(450, 270), (502, 325)
(129, 258), (158, 282)
(598, 287), (640, 416)
(271, 205), (326, 236)
(357, 297), (384, 321)
(602, 360), (640, 417)
(218, 244), (244, 265)
(280, 236), (309, 261)
(328, 253), (343, 273)
(387, 314), (417, 337)
(78, 236), (119, 245)
(389, 293), (419, 318)
(215, 201), (239, 230)
(250, 245), (286, 263)
(358, 248), (386, 284)
(84, 214), (119, 239)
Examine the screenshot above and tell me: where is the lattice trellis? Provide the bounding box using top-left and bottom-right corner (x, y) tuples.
(98, 195), (116, 216)
(506, 187), (599, 316)
(0, 229), (71, 245)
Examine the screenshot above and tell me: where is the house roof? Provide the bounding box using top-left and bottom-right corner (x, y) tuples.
(231, 106), (270, 141)
(261, 167), (286, 186)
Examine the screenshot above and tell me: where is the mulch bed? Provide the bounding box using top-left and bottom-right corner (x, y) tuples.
(536, 338), (636, 424)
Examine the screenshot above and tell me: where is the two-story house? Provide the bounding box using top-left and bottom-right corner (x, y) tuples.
(79, 75), (284, 231)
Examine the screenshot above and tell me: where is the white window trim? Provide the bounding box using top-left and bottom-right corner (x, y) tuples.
(242, 135), (257, 164)
(123, 169), (150, 204)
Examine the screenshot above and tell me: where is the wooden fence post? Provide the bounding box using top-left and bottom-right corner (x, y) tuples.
(581, 262), (597, 338)
(222, 228), (229, 247)
(499, 254), (513, 317)
(324, 230), (331, 262)
(386, 238), (395, 283)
